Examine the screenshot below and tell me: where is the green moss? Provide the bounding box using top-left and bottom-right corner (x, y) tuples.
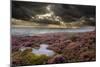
(12, 51), (49, 66)
(22, 53), (49, 65)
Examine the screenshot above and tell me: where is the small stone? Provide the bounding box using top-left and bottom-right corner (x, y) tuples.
(47, 55), (66, 64)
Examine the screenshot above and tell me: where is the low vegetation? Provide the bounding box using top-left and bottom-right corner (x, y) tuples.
(11, 31), (96, 66)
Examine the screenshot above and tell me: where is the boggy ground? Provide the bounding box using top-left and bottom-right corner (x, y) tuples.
(11, 31), (96, 66)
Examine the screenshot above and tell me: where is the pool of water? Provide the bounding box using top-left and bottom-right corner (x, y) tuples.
(32, 44), (55, 56)
(11, 26), (95, 36)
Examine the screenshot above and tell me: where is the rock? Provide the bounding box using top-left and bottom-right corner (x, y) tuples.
(65, 40), (72, 44)
(47, 55), (66, 64)
(66, 42), (80, 49)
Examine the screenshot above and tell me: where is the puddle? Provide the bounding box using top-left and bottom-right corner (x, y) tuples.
(32, 44), (55, 56)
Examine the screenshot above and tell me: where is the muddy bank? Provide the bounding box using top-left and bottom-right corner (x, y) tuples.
(11, 31), (96, 66)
